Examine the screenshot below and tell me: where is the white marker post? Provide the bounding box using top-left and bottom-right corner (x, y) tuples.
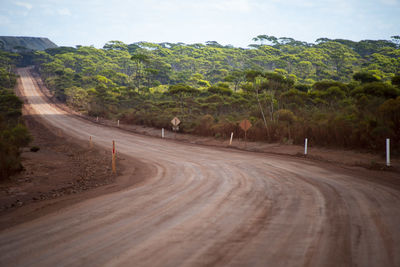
(162, 128), (165, 139)
(96, 116), (99, 122)
(117, 120), (120, 127)
(229, 132), (233, 146)
(386, 138), (390, 167)
(304, 138), (308, 155)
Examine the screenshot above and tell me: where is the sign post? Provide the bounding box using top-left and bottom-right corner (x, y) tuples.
(229, 132), (234, 146)
(162, 128), (165, 139)
(112, 140), (116, 174)
(171, 117), (181, 139)
(304, 138), (308, 155)
(239, 119), (252, 148)
(386, 138), (390, 167)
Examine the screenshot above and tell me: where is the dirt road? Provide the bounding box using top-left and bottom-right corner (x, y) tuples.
(1, 68), (399, 266)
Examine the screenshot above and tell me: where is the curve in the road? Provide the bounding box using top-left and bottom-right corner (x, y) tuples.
(0, 68), (399, 267)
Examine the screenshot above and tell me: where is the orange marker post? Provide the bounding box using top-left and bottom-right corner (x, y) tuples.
(112, 140), (116, 174)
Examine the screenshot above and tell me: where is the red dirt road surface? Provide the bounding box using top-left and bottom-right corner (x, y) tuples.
(0, 68), (399, 266)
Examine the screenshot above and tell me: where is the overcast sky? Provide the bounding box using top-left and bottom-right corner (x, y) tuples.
(1, 0), (399, 48)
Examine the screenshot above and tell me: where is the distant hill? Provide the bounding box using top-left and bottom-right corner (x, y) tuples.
(0, 36), (57, 52)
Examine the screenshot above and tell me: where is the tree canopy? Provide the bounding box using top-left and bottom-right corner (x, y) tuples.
(22, 35), (400, 153)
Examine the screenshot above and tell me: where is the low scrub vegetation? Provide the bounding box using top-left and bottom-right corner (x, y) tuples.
(0, 51), (32, 179)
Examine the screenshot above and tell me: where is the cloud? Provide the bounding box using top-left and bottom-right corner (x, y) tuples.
(153, 0), (252, 13)
(207, 0), (252, 12)
(42, 7), (55, 16)
(380, 0), (399, 5)
(268, 0), (315, 7)
(15, 1), (33, 10)
(0, 15), (11, 26)
(58, 8), (71, 16)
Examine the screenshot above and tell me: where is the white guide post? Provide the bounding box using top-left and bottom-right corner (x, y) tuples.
(229, 132), (233, 145)
(304, 138), (308, 155)
(117, 120), (120, 127)
(386, 138), (390, 167)
(162, 128), (165, 139)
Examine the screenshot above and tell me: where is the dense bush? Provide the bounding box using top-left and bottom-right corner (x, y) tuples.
(0, 53), (32, 179)
(29, 37), (400, 154)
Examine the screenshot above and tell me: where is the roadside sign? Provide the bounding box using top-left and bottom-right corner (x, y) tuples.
(240, 119), (252, 131)
(171, 117), (181, 139)
(171, 117), (181, 126)
(239, 119), (252, 148)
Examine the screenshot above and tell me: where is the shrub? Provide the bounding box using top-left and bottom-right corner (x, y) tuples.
(194, 114), (215, 136)
(0, 64), (32, 179)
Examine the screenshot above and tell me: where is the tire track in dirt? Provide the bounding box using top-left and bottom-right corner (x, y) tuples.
(0, 68), (399, 267)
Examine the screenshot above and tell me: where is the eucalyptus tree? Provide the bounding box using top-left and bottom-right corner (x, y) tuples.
(131, 53), (150, 88)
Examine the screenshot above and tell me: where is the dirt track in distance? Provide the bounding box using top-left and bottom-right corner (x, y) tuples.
(0, 68), (399, 266)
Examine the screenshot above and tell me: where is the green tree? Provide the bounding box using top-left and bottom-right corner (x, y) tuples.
(275, 109), (296, 140)
(131, 53), (150, 88)
(168, 84), (199, 115)
(103, 41), (128, 51)
(353, 72), (379, 83)
(224, 70), (245, 91)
